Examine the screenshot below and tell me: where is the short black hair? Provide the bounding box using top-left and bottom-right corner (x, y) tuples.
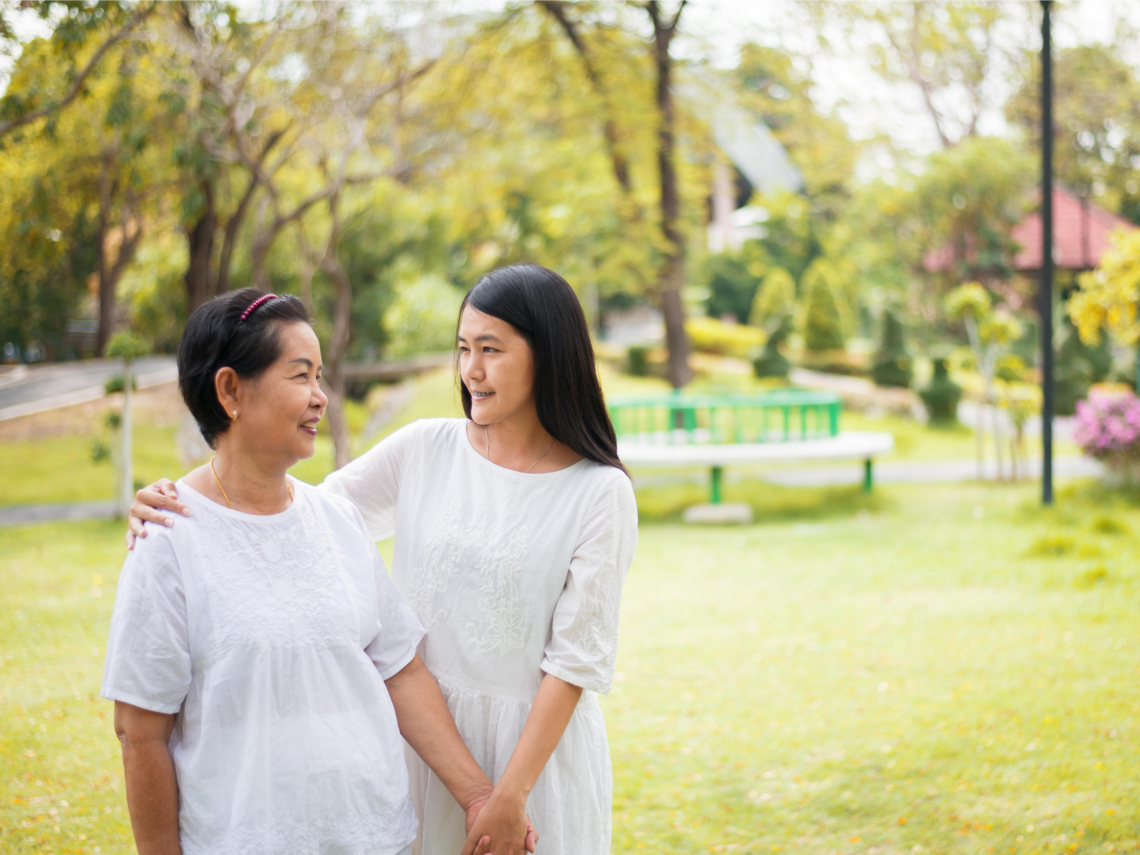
(459, 264), (626, 474)
(177, 288), (312, 448)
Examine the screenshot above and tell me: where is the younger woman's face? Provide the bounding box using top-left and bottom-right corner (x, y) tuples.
(457, 305), (535, 426)
(220, 322), (328, 462)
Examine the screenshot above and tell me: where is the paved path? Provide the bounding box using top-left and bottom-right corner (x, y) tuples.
(0, 357), (177, 421)
(0, 501), (119, 527)
(2, 456), (1104, 527)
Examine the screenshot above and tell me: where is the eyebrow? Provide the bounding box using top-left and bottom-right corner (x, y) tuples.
(457, 334), (503, 343)
(288, 358), (319, 369)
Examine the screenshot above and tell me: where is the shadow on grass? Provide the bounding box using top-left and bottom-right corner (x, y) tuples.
(635, 480), (894, 524)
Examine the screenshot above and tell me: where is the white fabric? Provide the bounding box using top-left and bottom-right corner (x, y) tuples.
(102, 478), (424, 855)
(322, 418), (639, 855)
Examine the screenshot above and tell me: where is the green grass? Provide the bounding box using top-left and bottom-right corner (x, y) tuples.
(3, 482), (1139, 853)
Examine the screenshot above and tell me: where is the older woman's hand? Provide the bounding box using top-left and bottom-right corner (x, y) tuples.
(126, 479), (191, 550)
(461, 788), (533, 855)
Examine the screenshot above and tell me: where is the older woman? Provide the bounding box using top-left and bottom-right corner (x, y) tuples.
(128, 267), (639, 855)
(103, 289), (530, 855)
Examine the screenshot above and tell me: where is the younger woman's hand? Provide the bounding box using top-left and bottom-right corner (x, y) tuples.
(126, 479), (189, 550)
(461, 788), (534, 855)
(465, 793), (538, 854)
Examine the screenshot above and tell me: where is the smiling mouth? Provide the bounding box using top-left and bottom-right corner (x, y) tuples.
(471, 391), (494, 399)
(301, 421), (320, 435)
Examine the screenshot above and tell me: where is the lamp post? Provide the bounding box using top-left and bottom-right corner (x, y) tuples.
(1040, 0), (1055, 506)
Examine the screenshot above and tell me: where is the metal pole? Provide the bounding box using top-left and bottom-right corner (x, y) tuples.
(1040, 0), (1055, 506)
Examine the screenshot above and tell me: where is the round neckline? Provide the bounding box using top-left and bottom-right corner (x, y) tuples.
(458, 420), (589, 479)
(177, 476), (302, 523)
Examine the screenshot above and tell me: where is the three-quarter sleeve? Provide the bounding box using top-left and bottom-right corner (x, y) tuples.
(541, 474), (639, 695)
(365, 546), (427, 680)
(320, 421), (420, 540)
(102, 531), (191, 714)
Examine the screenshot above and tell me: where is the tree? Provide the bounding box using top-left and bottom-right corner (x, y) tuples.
(801, 258), (846, 352)
(1006, 42), (1140, 223)
(1068, 228), (1140, 349)
(106, 329), (149, 516)
(540, 0), (695, 388)
(871, 309), (913, 388)
(749, 267), (796, 332)
(807, 1), (1031, 150)
(0, 1), (156, 140)
(945, 282), (1022, 481)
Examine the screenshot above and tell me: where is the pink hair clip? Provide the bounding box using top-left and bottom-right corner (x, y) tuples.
(240, 293), (277, 321)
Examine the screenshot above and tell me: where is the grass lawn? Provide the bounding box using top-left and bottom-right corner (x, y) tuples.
(2, 481), (1137, 854)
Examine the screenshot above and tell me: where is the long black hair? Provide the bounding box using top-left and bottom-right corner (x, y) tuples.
(178, 288), (312, 448)
(459, 264), (626, 474)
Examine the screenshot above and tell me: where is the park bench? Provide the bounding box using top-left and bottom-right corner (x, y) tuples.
(609, 391), (894, 522)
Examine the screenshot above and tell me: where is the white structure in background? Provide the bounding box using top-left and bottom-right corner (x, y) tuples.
(686, 73), (803, 253)
(600, 306), (665, 346)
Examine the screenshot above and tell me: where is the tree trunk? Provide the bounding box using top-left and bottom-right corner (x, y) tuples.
(184, 178), (217, 314)
(648, 1), (691, 389)
(320, 192), (354, 470)
(96, 152), (116, 357)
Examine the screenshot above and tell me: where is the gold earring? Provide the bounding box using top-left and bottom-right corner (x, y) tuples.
(232, 410), (238, 421)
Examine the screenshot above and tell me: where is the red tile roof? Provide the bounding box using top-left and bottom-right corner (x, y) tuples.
(923, 186), (1135, 274)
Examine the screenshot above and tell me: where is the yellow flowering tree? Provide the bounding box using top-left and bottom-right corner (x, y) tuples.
(1069, 228), (1140, 348)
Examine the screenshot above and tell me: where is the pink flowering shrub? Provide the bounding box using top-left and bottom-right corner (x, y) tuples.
(1073, 387), (1140, 463)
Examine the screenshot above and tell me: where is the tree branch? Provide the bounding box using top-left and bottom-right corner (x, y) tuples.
(0, 2), (157, 139)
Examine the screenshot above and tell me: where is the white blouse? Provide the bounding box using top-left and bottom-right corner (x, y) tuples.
(102, 479), (424, 855)
(323, 418), (639, 855)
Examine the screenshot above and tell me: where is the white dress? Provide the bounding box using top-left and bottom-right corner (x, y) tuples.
(102, 478), (424, 855)
(322, 418), (639, 855)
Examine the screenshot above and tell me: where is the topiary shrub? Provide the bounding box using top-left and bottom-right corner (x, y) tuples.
(801, 258), (847, 352)
(753, 316), (792, 379)
(627, 345), (651, 377)
(749, 267), (796, 332)
(919, 357), (962, 423)
(871, 309), (913, 388)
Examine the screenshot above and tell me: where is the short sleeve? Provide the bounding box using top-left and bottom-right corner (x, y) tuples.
(540, 474), (639, 695)
(361, 525), (426, 680)
(320, 421), (420, 540)
(102, 532), (191, 714)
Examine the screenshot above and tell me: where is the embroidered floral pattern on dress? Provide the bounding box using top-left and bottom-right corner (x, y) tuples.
(190, 496), (357, 658)
(407, 501), (529, 655)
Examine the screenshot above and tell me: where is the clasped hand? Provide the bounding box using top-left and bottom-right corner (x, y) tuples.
(463, 787), (537, 855)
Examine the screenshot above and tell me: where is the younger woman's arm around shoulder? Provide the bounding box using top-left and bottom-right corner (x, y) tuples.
(114, 702), (180, 855)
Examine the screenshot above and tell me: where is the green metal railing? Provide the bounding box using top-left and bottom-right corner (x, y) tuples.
(608, 390), (842, 447)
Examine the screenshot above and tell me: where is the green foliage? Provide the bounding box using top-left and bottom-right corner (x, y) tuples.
(626, 345), (651, 377)
(1055, 321), (1113, 416)
(1007, 42), (1140, 223)
(752, 315), (791, 379)
(382, 275), (464, 360)
(684, 316), (765, 359)
(919, 357), (963, 423)
(701, 250), (762, 324)
(749, 266), (796, 331)
(871, 308), (913, 388)
(801, 258), (846, 352)
(103, 374), (137, 394)
(106, 329), (150, 361)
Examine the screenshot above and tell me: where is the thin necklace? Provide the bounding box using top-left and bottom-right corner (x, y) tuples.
(210, 457), (293, 510)
(484, 425), (556, 474)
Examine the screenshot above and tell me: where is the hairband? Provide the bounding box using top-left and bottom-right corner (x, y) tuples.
(240, 293), (277, 321)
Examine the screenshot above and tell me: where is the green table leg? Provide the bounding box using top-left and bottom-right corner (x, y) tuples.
(863, 458), (873, 493)
(710, 466), (723, 504)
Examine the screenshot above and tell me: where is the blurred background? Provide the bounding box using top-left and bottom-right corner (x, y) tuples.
(2, 1), (1140, 853)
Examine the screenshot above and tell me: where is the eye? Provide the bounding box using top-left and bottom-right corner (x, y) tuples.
(483, 346), (498, 353)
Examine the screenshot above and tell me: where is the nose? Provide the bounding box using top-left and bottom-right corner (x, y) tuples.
(463, 351), (485, 383)
(313, 381), (329, 411)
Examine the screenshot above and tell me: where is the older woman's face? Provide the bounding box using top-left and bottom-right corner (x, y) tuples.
(457, 305), (535, 426)
(224, 322), (327, 462)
